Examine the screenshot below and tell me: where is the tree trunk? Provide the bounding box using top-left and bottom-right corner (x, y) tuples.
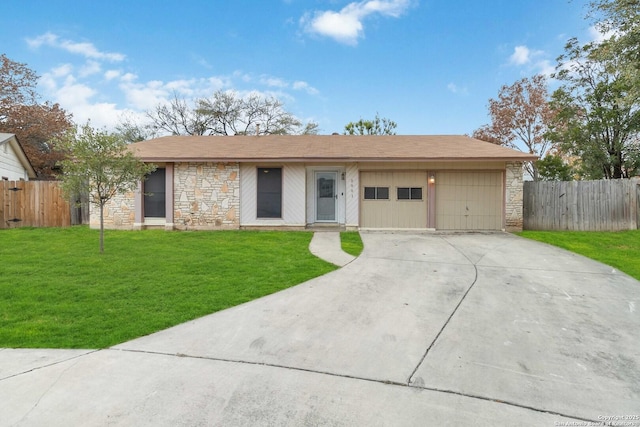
(99, 202), (104, 253)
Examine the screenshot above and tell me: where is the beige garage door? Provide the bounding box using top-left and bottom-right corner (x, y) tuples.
(360, 171), (427, 228)
(435, 171), (503, 230)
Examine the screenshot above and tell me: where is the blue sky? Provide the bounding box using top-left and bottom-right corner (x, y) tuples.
(2, 0), (598, 135)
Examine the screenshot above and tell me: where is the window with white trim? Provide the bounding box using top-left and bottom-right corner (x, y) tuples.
(257, 167), (282, 218)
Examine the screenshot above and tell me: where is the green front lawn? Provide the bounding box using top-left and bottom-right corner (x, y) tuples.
(518, 230), (640, 281)
(340, 231), (364, 256)
(0, 227), (336, 349)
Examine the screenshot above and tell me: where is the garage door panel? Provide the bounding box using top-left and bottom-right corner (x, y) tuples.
(436, 171), (503, 230)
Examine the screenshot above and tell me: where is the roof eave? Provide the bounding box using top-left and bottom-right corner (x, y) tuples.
(4, 135), (37, 178)
(137, 156), (538, 163)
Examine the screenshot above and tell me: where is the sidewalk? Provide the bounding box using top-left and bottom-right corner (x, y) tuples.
(308, 231), (356, 266)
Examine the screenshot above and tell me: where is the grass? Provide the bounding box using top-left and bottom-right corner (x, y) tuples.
(340, 231), (364, 256)
(0, 227), (336, 349)
(518, 230), (640, 281)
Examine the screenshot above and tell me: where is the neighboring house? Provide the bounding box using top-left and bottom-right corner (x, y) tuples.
(91, 135), (536, 232)
(0, 133), (37, 181)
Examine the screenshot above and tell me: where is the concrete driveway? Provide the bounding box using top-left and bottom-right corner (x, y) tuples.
(1, 232), (639, 426)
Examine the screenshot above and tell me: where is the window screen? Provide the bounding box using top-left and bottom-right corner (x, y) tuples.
(144, 168), (166, 217)
(257, 168), (282, 218)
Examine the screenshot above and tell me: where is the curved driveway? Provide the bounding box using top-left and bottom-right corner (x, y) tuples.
(1, 232), (639, 426)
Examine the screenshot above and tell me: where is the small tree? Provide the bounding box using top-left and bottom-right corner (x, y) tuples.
(473, 75), (555, 181)
(56, 124), (155, 252)
(535, 154), (575, 181)
(344, 113), (397, 135)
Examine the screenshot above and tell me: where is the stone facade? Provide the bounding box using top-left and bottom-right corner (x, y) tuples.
(173, 162), (240, 230)
(505, 161), (524, 232)
(89, 191), (136, 229)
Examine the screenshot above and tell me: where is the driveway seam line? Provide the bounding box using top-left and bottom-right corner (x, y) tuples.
(112, 348), (594, 424)
(0, 350), (100, 382)
(410, 384), (598, 424)
(405, 236), (479, 385)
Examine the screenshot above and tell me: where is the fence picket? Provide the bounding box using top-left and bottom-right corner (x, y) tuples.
(524, 178), (639, 231)
(0, 180), (80, 229)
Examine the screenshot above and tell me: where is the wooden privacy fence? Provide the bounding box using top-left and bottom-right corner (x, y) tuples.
(0, 180), (75, 228)
(523, 178), (640, 231)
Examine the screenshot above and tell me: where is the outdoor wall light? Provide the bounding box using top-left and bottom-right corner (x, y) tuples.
(429, 174), (436, 184)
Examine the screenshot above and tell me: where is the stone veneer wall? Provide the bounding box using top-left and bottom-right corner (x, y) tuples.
(505, 161), (524, 232)
(173, 162), (240, 230)
(89, 191), (135, 229)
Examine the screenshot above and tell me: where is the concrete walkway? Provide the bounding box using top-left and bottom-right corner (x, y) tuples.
(1, 232), (639, 426)
(308, 231), (356, 266)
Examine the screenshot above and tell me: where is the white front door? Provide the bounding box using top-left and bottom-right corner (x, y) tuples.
(316, 172), (337, 222)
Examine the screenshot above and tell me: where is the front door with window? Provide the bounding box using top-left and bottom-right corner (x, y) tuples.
(316, 172), (337, 222)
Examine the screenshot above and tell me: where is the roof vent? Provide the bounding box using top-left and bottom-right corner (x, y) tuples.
(256, 123), (260, 136)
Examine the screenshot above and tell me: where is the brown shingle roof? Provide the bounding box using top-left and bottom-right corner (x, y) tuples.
(129, 135), (537, 162)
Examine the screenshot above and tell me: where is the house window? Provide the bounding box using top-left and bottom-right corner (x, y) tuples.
(144, 168), (166, 217)
(363, 186), (389, 200)
(397, 187), (423, 200)
(257, 167), (282, 218)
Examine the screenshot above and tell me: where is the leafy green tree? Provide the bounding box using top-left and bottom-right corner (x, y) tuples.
(56, 124), (155, 252)
(588, 0), (640, 68)
(535, 154), (575, 181)
(549, 38), (640, 179)
(344, 113), (397, 135)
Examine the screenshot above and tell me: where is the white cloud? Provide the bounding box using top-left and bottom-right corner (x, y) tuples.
(119, 78), (173, 111)
(301, 0), (411, 45)
(293, 81), (319, 95)
(260, 76), (288, 88)
(120, 73), (138, 83)
(43, 75), (123, 128)
(26, 32), (125, 62)
(588, 24), (619, 44)
(118, 75), (231, 111)
(509, 45), (531, 65)
(51, 64), (74, 78)
(79, 60), (101, 78)
(508, 45), (554, 77)
(447, 83), (468, 95)
(208, 76), (230, 88)
(104, 70), (121, 81)
(30, 34), (318, 133)
(537, 59), (555, 77)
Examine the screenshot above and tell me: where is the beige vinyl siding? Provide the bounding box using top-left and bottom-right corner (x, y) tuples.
(360, 171), (427, 228)
(435, 171), (503, 230)
(359, 161), (506, 171)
